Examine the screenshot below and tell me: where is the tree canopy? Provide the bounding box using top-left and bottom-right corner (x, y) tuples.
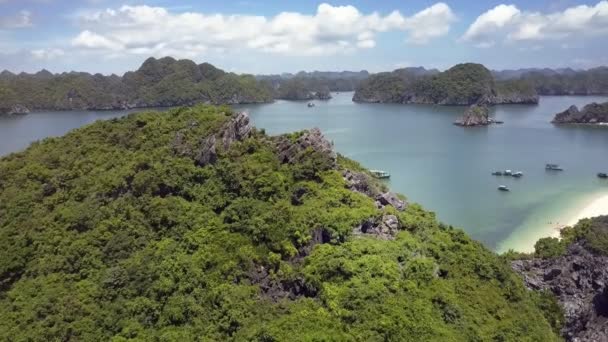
(0, 105), (560, 341)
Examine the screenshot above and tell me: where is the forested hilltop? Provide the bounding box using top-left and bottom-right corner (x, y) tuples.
(257, 70), (369, 101)
(353, 63), (540, 106)
(495, 67), (608, 95)
(0, 57), (273, 114)
(0, 105), (562, 341)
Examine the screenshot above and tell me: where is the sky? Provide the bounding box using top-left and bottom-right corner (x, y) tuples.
(1, 0), (608, 75)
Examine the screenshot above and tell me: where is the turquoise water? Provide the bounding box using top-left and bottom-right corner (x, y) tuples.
(236, 93), (608, 252)
(1, 93), (607, 251)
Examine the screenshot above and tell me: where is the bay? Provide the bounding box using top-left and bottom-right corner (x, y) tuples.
(1, 92), (607, 251)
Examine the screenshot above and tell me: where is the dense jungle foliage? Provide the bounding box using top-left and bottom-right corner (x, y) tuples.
(519, 67), (608, 95)
(0, 57), (273, 113)
(353, 63), (538, 105)
(0, 105), (561, 341)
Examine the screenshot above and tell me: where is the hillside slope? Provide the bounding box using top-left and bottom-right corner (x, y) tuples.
(353, 63), (539, 106)
(0, 57), (273, 114)
(0, 106), (559, 341)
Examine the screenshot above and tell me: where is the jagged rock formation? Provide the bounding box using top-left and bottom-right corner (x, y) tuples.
(354, 214), (402, 240)
(454, 105), (502, 127)
(552, 102), (608, 124)
(0, 104), (30, 116)
(172, 111), (254, 167)
(513, 244), (608, 341)
(376, 192), (407, 211)
(512, 216), (608, 341)
(276, 128), (337, 167)
(343, 170), (381, 198)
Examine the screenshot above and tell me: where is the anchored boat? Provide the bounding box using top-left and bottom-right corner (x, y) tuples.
(498, 185), (510, 192)
(370, 170), (390, 179)
(307, 102), (315, 108)
(546, 164), (564, 171)
(512, 171), (524, 178)
(599, 173), (608, 179)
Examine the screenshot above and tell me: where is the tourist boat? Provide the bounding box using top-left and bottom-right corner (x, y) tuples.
(498, 185), (510, 192)
(369, 170), (390, 179)
(503, 170), (513, 176)
(491, 171), (503, 176)
(512, 171), (524, 178)
(598, 173), (608, 179)
(307, 102), (315, 108)
(546, 164), (563, 171)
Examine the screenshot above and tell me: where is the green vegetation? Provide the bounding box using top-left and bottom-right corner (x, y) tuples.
(0, 105), (560, 340)
(0, 57), (273, 113)
(413, 63), (495, 104)
(354, 63), (538, 105)
(531, 216), (608, 258)
(258, 70), (368, 99)
(520, 67), (608, 95)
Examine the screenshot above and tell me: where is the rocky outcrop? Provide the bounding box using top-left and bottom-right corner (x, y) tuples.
(453, 105), (505, 127)
(487, 93), (539, 105)
(552, 102), (608, 124)
(1, 104), (30, 115)
(376, 192), (407, 211)
(512, 242), (608, 341)
(454, 105), (492, 126)
(195, 136), (217, 166)
(172, 112), (253, 167)
(354, 214), (402, 240)
(343, 170), (380, 198)
(276, 128), (337, 168)
(220, 111), (253, 150)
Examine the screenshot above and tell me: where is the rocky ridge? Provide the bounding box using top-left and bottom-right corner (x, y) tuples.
(552, 102), (608, 124)
(454, 105), (492, 126)
(512, 216), (608, 341)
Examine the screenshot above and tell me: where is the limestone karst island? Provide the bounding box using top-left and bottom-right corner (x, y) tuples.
(1, 1), (608, 341)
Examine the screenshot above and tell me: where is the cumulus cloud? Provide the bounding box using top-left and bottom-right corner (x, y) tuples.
(462, 1), (608, 46)
(70, 3), (455, 57)
(0, 10), (33, 29)
(402, 3), (456, 44)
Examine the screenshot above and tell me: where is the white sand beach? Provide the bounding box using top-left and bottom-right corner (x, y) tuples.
(566, 194), (608, 227)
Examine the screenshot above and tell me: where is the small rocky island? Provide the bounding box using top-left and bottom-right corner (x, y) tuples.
(454, 105), (502, 127)
(552, 102), (608, 124)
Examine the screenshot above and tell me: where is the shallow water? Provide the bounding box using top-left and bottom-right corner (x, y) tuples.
(1, 93), (607, 251)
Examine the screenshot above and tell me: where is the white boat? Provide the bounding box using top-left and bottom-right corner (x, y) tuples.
(498, 185), (510, 192)
(369, 170), (390, 179)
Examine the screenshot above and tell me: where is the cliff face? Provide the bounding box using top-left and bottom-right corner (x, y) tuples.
(552, 102), (608, 124)
(513, 243), (608, 341)
(512, 216), (608, 341)
(454, 105), (494, 126)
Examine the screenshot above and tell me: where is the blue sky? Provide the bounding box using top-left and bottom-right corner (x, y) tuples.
(1, 0), (607, 74)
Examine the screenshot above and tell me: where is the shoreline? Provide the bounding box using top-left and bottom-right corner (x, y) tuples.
(566, 193), (608, 227)
(546, 193), (608, 240)
(498, 191), (608, 254)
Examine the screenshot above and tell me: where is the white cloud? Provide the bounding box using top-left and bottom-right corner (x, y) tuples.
(31, 48), (65, 60)
(70, 3), (455, 58)
(403, 3), (456, 44)
(462, 1), (608, 46)
(0, 10), (33, 29)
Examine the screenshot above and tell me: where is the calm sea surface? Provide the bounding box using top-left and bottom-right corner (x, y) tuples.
(2, 93), (607, 252)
